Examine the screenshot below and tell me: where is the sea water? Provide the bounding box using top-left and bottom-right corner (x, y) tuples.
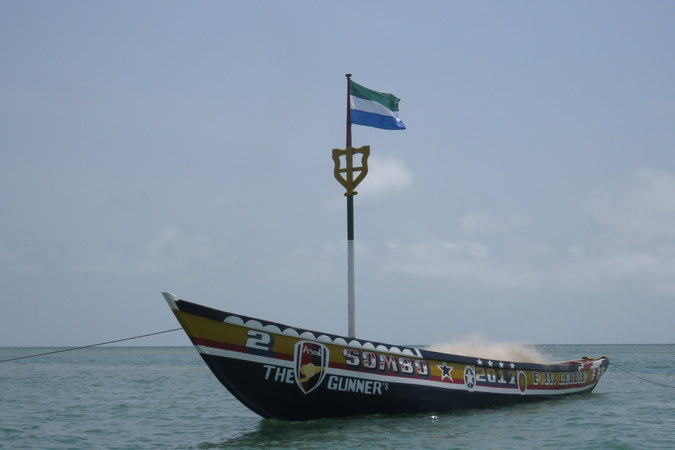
(1, 345), (673, 449)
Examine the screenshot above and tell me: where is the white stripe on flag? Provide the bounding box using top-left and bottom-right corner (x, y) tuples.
(350, 96), (398, 118)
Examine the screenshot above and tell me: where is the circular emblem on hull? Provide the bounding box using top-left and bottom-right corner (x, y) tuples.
(517, 371), (527, 394)
(463, 365), (476, 391)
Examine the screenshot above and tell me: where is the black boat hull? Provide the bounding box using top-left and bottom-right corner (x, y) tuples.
(164, 292), (608, 421)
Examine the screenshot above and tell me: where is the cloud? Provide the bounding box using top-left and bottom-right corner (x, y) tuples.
(584, 168), (675, 239)
(562, 168), (675, 296)
(0, 238), (42, 274)
(323, 156), (414, 212)
(377, 168), (675, 298)
(358, 156), (414, 200)
(558, 245), (675, 297)
(382, 238), (486, 279)
(459, 210), (533, 234)
(268, 241), (345, 283)
(74, 226), (221, 274)
(381, 238), (536, 287)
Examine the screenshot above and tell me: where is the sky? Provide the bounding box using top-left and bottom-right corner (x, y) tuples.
(1, 1), (674, 347)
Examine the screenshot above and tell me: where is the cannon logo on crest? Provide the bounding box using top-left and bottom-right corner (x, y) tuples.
(294, 341), (329, 394)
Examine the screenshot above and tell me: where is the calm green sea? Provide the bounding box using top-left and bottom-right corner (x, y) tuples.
(1, 345), (673, 449)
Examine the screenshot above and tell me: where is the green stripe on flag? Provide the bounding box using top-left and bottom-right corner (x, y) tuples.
(349, 80), (400, 112)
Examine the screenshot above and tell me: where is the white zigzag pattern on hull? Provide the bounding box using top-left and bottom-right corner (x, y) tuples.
(223, 313), (422, 357)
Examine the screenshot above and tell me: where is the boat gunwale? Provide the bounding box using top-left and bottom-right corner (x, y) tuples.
(170, 296), (608, 373)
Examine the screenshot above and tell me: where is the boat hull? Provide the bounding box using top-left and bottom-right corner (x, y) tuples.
(164, 292), (608, 421)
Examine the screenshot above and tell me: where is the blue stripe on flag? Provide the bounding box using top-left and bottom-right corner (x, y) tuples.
(351, 110), (406, 130)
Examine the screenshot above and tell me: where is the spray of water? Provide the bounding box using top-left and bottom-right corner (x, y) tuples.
(425, 333), (554, 364)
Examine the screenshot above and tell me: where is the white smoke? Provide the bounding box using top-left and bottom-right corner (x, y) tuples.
(425, 333), (553, 364)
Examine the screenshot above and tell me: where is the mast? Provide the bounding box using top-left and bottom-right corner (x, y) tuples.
(345, 74), (356, 339)
(332, 74), (370, 339)
(346, 73), (353, 148)
(333, 75), (403, 338)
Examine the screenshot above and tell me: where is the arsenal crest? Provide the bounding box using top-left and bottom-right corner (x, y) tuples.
(294, 341), (329, 394)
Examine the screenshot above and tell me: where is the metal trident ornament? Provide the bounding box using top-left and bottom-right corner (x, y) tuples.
(332, 145), (370, 196)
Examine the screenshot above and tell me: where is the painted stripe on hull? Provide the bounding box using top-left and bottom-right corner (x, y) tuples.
(195, 343), (600, 397)
(199, 352), (599, 421)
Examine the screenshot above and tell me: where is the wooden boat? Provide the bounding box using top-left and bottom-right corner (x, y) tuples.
(163, 291), (609, 420)
(164, 77), (609, 420)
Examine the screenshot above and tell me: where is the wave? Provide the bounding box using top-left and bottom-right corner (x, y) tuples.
(425, 333), (553, 364)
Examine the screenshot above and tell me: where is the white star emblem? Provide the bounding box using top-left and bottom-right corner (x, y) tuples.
(476, 358), (483, 365)
(487, 360), (493, 367)
(510, 362), (515, 369)
(498, 361), (504, 368)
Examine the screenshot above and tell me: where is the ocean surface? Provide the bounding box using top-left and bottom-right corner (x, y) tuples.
(1, 344), (673, 449)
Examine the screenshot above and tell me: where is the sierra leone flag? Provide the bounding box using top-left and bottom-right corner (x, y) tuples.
(349, 80), (406, 130)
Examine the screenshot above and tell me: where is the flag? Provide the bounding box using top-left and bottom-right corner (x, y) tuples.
(349, 80), (406, 130)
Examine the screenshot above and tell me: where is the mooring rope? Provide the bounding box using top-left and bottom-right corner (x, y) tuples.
(0, 328), (182, 363)
(609, 362), (675, 389)
(3, 338), (674, 390)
